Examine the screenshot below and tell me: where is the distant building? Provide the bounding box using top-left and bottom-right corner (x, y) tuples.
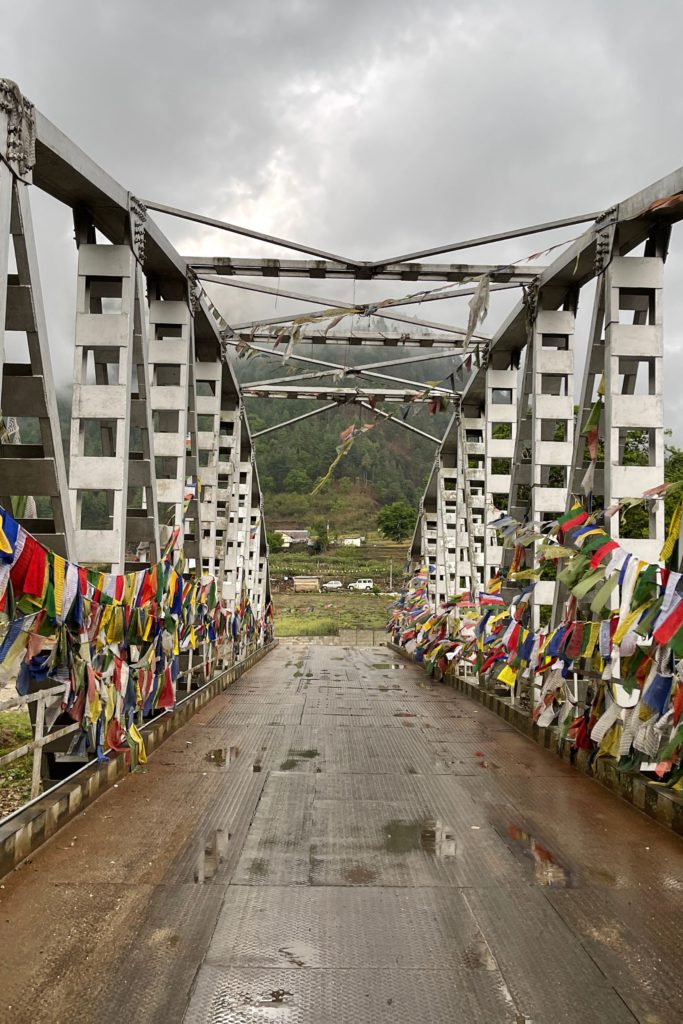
(292, 576), (320, 593)
(280, 529), (311, 548)
(342, 536), (365, 547)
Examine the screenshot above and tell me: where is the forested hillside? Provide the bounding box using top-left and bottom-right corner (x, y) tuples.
(232, 321), (458, 532)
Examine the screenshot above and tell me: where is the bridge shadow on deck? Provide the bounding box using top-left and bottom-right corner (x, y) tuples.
(0, 642), (681, 1023)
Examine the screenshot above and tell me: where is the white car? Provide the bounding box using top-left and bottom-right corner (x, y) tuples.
(348, 578), (374, 592)
(322, 579), (343, 591)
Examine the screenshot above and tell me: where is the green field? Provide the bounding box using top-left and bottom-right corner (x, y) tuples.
(274, 591), (393, 636)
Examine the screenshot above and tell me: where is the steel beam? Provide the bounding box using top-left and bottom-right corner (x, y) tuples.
(67, 234), (136, 570)
(241, 384), (451, 402)
(188, 255), (545, 282)
(461, 165), (683, 415)
(126, 266), (160, 567)
(142, 199), (362, 268)
(225, 336), (461, 395)
(230, 307), (490, 339)
(252, 403), (339, 437)
(0, 178), (76, 558)
(239, 348), (466, 387)
(356, 401), (441, 443)
(198, 271), (518, 314)
(240, 358), (457, 396)
(369, 210), (604, 267)
(242, 328), (463, 347)
(354, 349), (466, 372)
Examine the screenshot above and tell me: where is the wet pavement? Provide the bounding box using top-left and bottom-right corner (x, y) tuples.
(0, 642), (681, 1022)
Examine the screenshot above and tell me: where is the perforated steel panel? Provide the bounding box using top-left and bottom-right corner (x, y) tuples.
(183, 966), (521, 1024)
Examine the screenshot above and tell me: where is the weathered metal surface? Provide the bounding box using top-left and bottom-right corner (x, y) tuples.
(0, 644), (681, 1023)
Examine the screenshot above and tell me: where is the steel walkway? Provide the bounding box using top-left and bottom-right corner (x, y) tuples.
(0, 643), (681, 1023)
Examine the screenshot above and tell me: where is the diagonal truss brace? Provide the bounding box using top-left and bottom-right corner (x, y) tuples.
(226, 335), (464, 396)
(251, 396), (441, 444)
(198, 271), (514, 318)
(142, 199), (363, 268)
(229, 305), (490, 338)
(356, 401), (441, 443)
(252, 403), (339, 438)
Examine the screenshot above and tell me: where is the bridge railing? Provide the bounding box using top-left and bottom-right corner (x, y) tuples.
(0, 632), (273, 818)
(0, 685), (79, 799)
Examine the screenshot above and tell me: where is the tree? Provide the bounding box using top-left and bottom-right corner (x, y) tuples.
(284, 467), (312, 492)
(267, 530), (285, 553)
(310, 517), (330, 553)
(665, 442), (683, 530)
(377, 501), (416, 542)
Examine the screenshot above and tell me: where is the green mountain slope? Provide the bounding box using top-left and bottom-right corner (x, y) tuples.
(234, 324), (461, 532)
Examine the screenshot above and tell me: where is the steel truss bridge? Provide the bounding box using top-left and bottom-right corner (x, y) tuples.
(3, 78), (683, 1024)
(1, 77), (683, 763)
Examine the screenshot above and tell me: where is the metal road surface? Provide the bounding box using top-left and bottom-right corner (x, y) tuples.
(0, 643), (682, 1023)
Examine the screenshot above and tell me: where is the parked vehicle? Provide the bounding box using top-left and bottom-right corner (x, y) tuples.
(322, 579), (343, 591)
(348, 578), (374, 592)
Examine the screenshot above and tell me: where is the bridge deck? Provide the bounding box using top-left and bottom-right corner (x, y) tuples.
(0, 643), (681, 1023)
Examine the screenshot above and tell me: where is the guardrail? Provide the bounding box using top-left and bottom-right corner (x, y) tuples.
(0, 639), (278, 879)
(0, 634), (264, 805)
(0, 685), (79, 800)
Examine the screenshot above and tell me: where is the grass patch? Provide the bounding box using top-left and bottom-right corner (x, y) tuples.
(278, 615), (339, 637)
(280, 758), (300, 771)
(0, 709), (34, 816)
(275, 592), (390, 637)
(288, 748), (319, 759)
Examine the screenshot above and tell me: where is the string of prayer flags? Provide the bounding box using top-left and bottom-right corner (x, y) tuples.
(0, 503), (271, 776)
(389, 489), (683, 786)
(661, 492), (683, 564)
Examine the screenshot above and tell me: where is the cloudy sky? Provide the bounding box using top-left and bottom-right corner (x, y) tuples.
(3, 0), (683, 436)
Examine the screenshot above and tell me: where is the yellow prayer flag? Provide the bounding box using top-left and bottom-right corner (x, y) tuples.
(88, 689), (102, 724)
(53, 554), (66, 619)
(613, 602), (651, 646)
(128, 724), (147, 765)
(498, 665), (517, 687)
(661, 493), (683, 562)
(0, 524), (12, 555)
(584, 621), (601, 659)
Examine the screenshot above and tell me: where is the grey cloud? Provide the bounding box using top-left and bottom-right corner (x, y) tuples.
(2, 0), (683, 437)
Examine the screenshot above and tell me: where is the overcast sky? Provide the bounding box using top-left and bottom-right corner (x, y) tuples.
(3, 0), (683, 438)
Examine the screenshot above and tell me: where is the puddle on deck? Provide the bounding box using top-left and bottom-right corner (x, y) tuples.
(280, 748), (320, 771)
(204, 746), (240, 767)
(383, 819), (456, 857)
(489, 808), (573, 887)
